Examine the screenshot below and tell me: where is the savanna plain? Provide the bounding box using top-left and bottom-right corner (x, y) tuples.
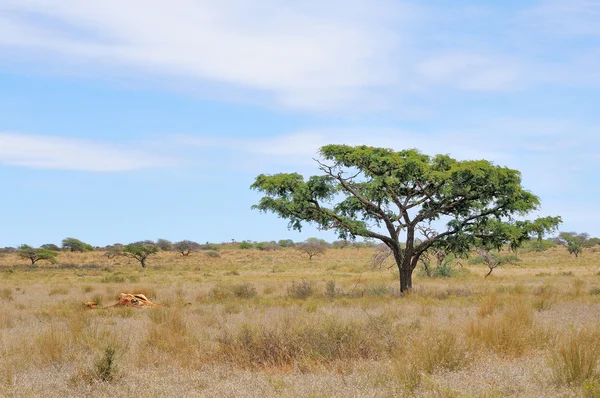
(1, 245), (600, 397)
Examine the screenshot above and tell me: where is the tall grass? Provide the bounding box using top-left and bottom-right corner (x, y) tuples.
(550, 328), (600, 386)
(467, 300), (548, 356)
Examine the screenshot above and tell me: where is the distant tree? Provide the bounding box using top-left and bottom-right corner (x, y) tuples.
(556, 232), (591, 257)
(526, 239), (556, 252)
(156, 239), (173, 251)
(18, 245), (58, 265)
(278, 239), (295, 248)
(239, 242), (253, 249)
(122, 242), (159, 267)
(40, 243), (61, 251)
(173, 240), (201, 256)
(587, 237), (600, 247)
(104, 244), (124, 260)
(474, 248), (520, 278)
(296, 238), (329, 260)
(255, 241), (280, 251)
(62, 237), (94, 252)
(332, 239), (351, 249)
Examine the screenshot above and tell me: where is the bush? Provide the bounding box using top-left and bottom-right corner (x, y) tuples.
(287, 280), (313, 300)
(210, 283), (257, 299)
(233, 283), (257, 299)
(206, 251), (220, 258)
(255, 241), (279, 251)
(239, 242), (253, 249)
(95, 346), (118, 382)
(590, 287), (600, 296)
(432, 263), (454, 278)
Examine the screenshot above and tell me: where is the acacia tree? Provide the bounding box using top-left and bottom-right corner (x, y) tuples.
(296, 237), (329, 260)
(556, 232), (596, 257)
(18, 245), (58, 265)
(122, 242), (159, 268)
(62, 237), (94, 252)
(251, 145), (561, 293)
(173, 240), (201, 256)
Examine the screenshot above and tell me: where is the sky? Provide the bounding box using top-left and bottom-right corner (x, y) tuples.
(0, 0), (599, 247)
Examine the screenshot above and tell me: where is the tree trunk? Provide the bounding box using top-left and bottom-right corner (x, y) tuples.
(393, 250), (414, 294)
(140, 257), (147, 268)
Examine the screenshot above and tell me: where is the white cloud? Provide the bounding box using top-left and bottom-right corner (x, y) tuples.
(0, 132), (172, 171)
(5, 1), (584, 111)
(0, 0), (411, 110)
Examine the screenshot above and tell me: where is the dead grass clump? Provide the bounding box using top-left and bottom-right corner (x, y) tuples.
(477, 294), (503, 317)
(0, 309), (15, 328)
(412, 327), (469, 374)
(209, 283), (257, 300)
(532, 283), (557, 311)
(142, 307), (201, 368)
(0, 288), (13, 300)
(467, 301), (545, 356)
(571, 278), (587, 297)
(232, 283), (258, 299)
(36, 323), (70, 364)
(550, 327), (600, 386)
(217, 315), (396, 369)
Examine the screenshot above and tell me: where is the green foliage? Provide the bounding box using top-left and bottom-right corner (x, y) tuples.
(17, 245), (58, 265)
(40, 243), (60, 251)
(122, 242), (159, 268)
(277, 239), (295, 248)
(252, 144), (560, 293)
(331, 239), (351, 248)
(94, 345), (118, 382)
(156, 239), (173, 251)
(173, 240), (201, 256)
(61, 237), (94, 252)
(239, 241), (253, 249)
(522, 239), (557, 253)
(432, 262), (454, 278)
(556, 232), (596, 257)
(255, 241), (279, 251)
(104, 245), (124, 259)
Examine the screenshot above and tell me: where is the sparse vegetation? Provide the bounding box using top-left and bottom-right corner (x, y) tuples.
(0, 244), (598, 396)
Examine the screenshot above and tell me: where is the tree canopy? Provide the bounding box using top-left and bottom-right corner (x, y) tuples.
(252, 145), (561, 293)
(62, 237), (94, 252)
(18, 245), (58, 265)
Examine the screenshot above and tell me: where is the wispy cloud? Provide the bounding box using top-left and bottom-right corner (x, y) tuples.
(5, 1), (595, 111)
(0, 0), (411, 110)
(0, 132), (172, 171)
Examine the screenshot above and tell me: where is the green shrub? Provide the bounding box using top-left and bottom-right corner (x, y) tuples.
(589, 287), (600, 295)
(239, 242), (253, 249)
(95, 346), (118, 382)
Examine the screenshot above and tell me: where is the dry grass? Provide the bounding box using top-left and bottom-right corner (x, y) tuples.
(0, 246), (599, 396)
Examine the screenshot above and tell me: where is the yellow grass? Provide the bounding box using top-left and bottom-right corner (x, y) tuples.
(0, 245), (599, 396)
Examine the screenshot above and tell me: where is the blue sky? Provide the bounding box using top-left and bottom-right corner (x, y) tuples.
(0, 0), (599, 247)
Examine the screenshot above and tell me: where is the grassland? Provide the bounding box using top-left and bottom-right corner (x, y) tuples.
(1, 245), (600, 397)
